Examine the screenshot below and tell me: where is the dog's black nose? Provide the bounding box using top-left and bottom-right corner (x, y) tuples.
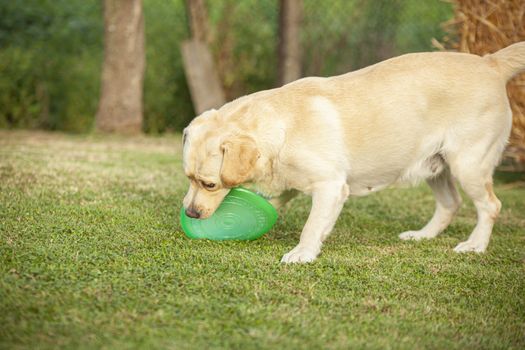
(185, 207), (201, 219)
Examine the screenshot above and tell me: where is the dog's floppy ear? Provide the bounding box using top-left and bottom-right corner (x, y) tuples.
(220, 135), (260, 187)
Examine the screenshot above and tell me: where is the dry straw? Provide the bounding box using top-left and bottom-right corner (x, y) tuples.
(438, 0), (525, 167)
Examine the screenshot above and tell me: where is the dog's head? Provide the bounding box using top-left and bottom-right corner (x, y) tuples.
(182, 110), (260, 219)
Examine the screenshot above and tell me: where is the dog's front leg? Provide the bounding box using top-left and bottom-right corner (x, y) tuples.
(281, 181), (349, 263)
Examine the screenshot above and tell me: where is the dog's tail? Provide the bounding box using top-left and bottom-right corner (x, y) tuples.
(486, 41), (525, 81)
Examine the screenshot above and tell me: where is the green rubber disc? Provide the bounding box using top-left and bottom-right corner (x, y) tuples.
(180, 187), (278, 240)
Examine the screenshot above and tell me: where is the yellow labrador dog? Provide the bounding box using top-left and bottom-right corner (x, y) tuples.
(182, 42), (525, 263)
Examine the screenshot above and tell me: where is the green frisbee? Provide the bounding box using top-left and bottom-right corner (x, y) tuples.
(180, 187), (278, 240)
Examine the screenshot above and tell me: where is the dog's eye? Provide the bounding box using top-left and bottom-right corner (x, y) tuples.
(201, 181), (216, 190)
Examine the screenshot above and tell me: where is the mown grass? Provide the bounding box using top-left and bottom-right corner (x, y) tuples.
(1, 130), (524, 349)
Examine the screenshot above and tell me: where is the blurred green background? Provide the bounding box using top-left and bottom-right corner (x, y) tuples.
(0, 0), (452, 133)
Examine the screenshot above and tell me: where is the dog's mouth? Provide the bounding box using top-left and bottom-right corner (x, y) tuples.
(183, 187), (231, 220)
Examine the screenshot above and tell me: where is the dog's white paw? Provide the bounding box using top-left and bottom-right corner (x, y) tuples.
(281, 245), (319, 264)
(453, 240), (487, 253)
(399, 230), (434, 241)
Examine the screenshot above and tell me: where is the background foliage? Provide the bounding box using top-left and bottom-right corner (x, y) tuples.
(0, 0), (452, 133)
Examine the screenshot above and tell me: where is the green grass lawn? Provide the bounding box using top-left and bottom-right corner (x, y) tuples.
(1, 130), (524, 349)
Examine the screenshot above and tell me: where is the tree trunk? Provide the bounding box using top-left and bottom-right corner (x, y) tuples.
(181, 40), (226, 115)
(96, 0), (145, 134)
(185, 0), (210, 43)
(278, 0), (303, 86)
(181, 0), (226, 115)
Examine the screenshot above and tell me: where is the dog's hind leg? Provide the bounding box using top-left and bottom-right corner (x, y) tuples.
(448, 131), (508, 253)
(399, 167), (462, 241)
(451, 162), (502, 253)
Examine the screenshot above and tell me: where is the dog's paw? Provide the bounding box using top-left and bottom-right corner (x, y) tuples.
(453, 240), (487, 253)
(399, 230), (435, 241)
(281, 245), (319, 264)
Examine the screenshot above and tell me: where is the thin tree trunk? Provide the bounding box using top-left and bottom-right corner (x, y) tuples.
(181, 0), (225, 115)
(185, 0), (210, 43)
(278, 0), (303, 85)
(96, 0), (145, 134)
